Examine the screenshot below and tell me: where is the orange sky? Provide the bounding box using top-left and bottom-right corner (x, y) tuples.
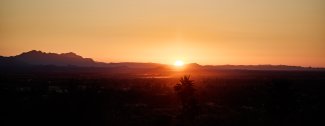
(1, 0), (325, 67)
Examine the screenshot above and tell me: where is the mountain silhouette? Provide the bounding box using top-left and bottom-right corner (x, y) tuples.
(15, 50), (98, 66)
(0, 50), (323, 71)
(0, 50), (163, 68)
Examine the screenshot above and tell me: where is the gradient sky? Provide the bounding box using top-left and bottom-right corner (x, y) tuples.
(1, 0), (324, 67)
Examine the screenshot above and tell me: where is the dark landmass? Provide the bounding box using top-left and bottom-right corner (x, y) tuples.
(0, 50), (324, 126)
(1, 50), (324, 71)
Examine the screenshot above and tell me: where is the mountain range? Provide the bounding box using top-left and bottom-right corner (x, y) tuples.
(0, 50), (162, 69)
(0, 50), (323, 71)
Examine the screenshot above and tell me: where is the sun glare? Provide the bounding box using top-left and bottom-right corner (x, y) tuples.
(174, 60), (184, 67)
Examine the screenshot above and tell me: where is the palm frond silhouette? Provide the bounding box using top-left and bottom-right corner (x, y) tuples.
(174, 75), (199, 120)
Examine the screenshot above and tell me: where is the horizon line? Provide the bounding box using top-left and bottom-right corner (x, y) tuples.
(1, 50), (324, 68)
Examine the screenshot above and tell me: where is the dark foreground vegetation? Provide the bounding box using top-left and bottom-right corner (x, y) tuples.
(1, 70), (324, 126)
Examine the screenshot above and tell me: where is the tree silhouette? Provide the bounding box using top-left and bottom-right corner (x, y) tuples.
(174, 75), (199, 121)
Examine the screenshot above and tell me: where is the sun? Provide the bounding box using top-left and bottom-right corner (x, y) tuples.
(174, 60), (184, 67)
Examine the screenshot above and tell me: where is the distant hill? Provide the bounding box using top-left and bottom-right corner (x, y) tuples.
(0, 50), (163, 69)
(0, 50), (99, 67)
(202, 65), (319, 71)
(0, 50), (323, 71)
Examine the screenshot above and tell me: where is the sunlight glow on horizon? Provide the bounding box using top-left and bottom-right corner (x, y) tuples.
(174, 60), (184, 67)
(1, 0), (324, 67)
